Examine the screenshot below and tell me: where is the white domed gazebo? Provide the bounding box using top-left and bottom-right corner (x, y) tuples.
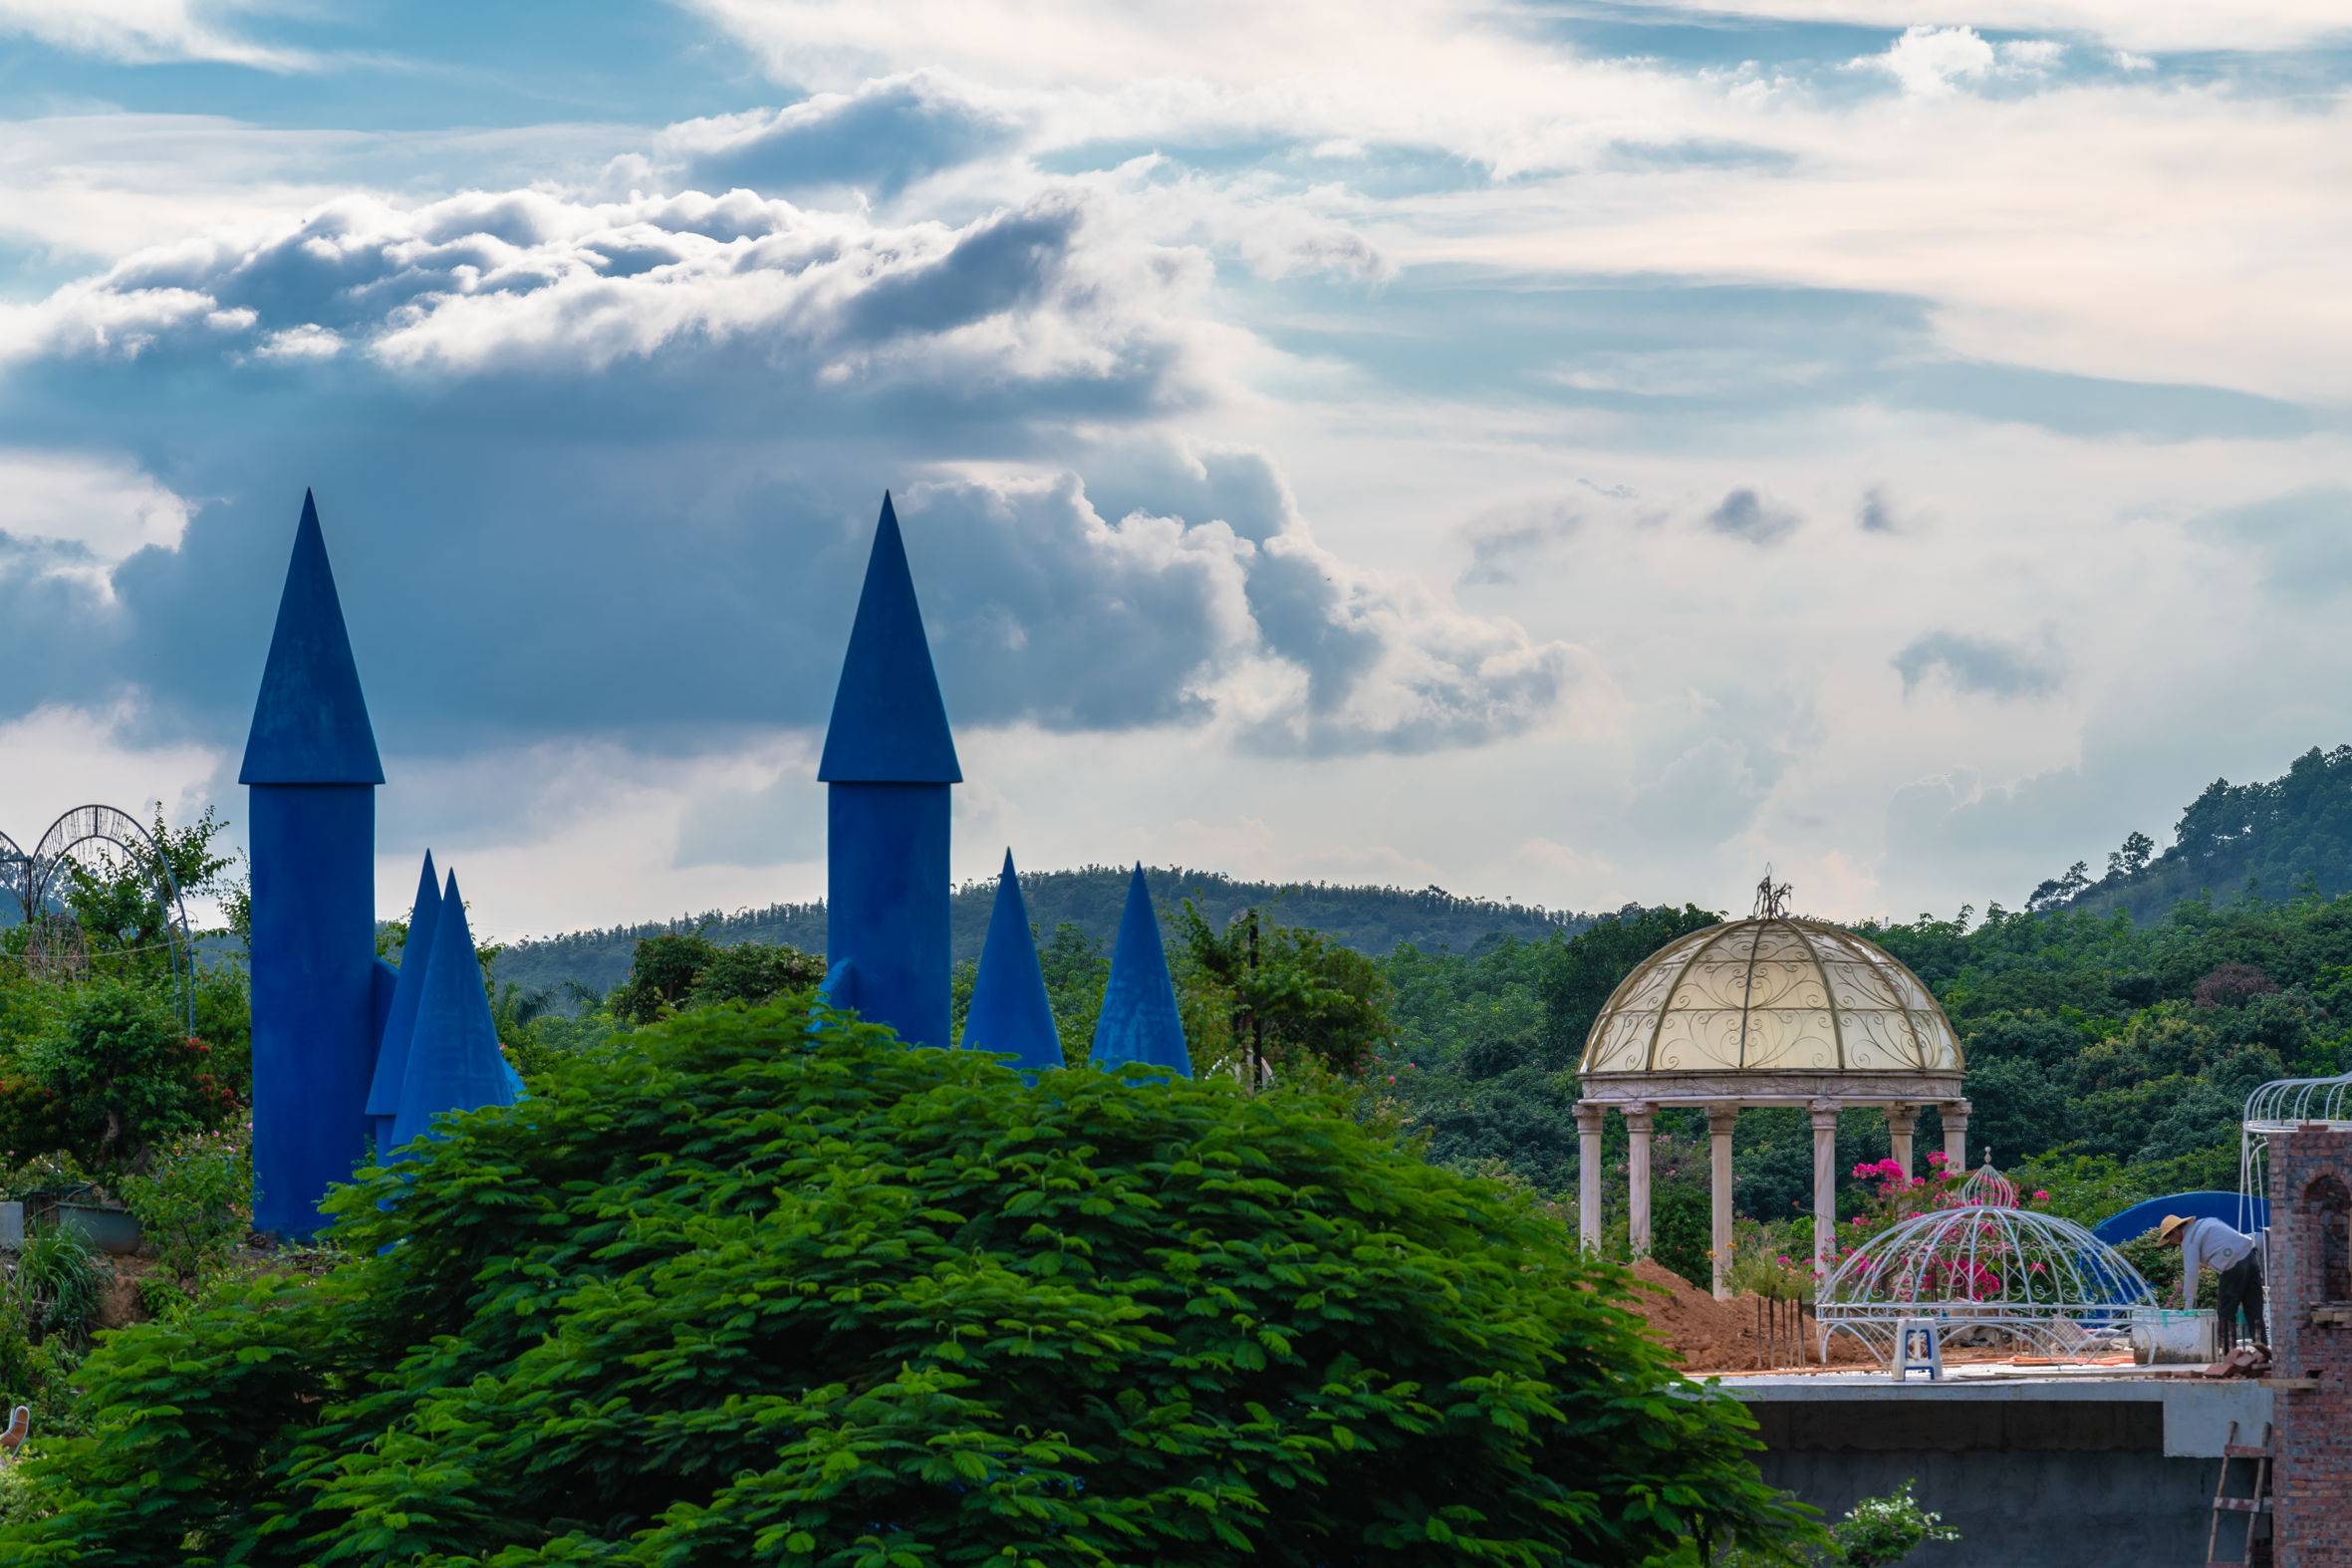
(1576, 878), (1967, 1297)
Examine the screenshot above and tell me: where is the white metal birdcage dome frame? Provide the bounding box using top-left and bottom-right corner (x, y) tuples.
(1957, 1156), (2019, 1209)
(1816, 1202), (2159, 1363)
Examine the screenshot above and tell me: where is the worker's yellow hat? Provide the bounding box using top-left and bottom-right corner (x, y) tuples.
(2156, 1214), (2191, 1244)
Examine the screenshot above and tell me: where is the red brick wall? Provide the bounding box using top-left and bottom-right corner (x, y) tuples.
(2265, 1128), (2352, 1568)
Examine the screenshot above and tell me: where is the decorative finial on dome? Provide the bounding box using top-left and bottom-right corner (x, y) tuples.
(1752, 866), (1794, 918)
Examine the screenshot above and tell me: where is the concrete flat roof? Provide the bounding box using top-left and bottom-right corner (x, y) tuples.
(1713, 1367), (2272, 1456)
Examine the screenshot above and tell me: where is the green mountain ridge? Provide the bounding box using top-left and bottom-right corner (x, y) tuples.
(2038, 744), (2352, 922)
(490, 864), (1599, 1009)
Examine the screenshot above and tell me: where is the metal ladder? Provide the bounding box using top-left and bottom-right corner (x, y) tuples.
(2206, 1420), (2271, 1568)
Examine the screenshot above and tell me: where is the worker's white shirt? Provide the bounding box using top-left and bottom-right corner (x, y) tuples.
(2180, 1218), (2256, 1307)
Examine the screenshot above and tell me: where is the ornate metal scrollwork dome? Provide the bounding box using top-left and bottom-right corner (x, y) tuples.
(1580, 915), (1964, 1083)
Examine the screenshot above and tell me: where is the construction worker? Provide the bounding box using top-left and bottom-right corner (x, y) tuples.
(2157, 1213), (2264, 1349)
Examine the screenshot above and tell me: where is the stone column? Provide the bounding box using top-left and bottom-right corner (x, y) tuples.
(1812, 1101), (1841, 1278)
(1574, 1102), (1604, 1251)
(1886, 1104), (1918, 1177)
(1624, 1102), (1656, 1258)
(1943, 1099), (1971, 1172)
(1708, 1105), (1738, 1300)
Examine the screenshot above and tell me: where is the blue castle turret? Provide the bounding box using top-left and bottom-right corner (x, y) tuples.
(242, 490), (388, 1237)
(819, 494), (959, 1049)
(1090, 865), (1190, 1078)
(962, 850), (1062, 1072)
(365, 850), (440, 1154)
(389, 872), (518, 1151)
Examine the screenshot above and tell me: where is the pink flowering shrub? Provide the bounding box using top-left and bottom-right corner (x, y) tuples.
(1811, 1153), (1969, 1283)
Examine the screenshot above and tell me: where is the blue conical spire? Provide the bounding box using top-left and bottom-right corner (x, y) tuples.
(388, 873), (516, 1152)
(962, 850), (1061, 1072)
(1090, 864), (1190, 1078)
(818, 493), (961, 784)
(240, 490), (385, 785)
(365, 850), (439, 1148)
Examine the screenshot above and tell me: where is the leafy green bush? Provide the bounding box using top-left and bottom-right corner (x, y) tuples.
(0, 1215), (106, 1441)
(0, 1078), (69, 1177)
(0, 1460), (44, 1528)
(20, 980), (231, 1176)
(0, 1303), (82, 1437)
(1823, 1480), (1960, 1566)
(1651, 1176), (1713, 1288)
(1, 1000), (1811, 1565)
(10, 1222), (106, 1354)
(117, 1124), (252, 1286)
(0, 1154), (92, 1206)
(1712, 1480), (1955, 1568)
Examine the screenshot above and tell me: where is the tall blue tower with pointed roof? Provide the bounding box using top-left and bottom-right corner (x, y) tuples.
(820, 494), (959, 1050)
(243, 491), (389, 1237)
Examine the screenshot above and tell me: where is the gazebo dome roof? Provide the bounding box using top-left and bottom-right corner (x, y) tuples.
(1579, 915), (1963, 1085)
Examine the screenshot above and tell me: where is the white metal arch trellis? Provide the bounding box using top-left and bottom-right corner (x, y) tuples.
(0, 829), (28, 928)
(2243, 1074), (2352, 1234)
(2239, 1072), (2352, 1277)
(4, 805), (198, 1037)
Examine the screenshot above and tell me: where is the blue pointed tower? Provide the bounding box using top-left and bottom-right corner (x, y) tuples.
(1090, 865), (1190, 1078)
(365, 850), (439, 1154)
(389, 873), (518, 1152)
(961, 850), (1061, 1072)
(243, 490), (387, 1237)
(819, 493), (959, 1049)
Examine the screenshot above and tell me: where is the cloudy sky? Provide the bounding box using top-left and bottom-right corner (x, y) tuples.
(4, 1), (2349, 938)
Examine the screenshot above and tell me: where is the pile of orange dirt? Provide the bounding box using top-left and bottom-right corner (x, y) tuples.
(95, 1254), (165, 1332)
(1622, 1260), (1873, 1373)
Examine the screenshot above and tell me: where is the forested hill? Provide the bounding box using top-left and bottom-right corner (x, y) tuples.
(491, 865), (1597, 1007)
(2034, 745), (2352, 922)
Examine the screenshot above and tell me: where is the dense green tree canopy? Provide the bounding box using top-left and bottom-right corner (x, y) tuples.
(606, 931), (827, 1024)
(3, 1002), (1806, 1566)
(2062, 743), (2352, 921)
(1173, 903), (1396, 1080)
(494, 867), (1595, 1007)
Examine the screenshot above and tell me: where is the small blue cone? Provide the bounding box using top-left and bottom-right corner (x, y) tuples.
(1089, 864), (1189, 1079)
(388, 873), (518, 1153)
(365, 850), (439, 1153)
(963, 850), (1061, 1072)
